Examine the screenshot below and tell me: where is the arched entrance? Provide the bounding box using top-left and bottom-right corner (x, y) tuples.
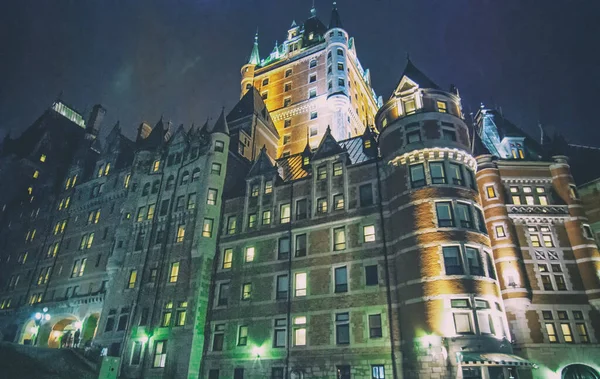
(562, 364), (600, 379)
(46, 317), (80, 348)
(81, 313), (99, 346)
(19, 319), (38, 345)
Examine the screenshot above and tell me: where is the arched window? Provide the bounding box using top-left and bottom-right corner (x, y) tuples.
(181, 171), (190, 185)
(142, 183), (150, 196)
(192, 168), (201, 182)
(337, 48), (344, 57)
(166, 176), (174, 191)
(151, 180), (160, 194)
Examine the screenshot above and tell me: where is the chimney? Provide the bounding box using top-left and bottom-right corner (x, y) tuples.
(86, 104), (106, 137)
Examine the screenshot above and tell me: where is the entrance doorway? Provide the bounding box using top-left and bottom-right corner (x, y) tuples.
(47, 317), (80, 348)
(81, 313), (99, 346)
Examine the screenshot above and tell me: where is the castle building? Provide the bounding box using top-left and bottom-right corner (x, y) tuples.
(1, 4), (599, 379)
(239, 3), (381, 158)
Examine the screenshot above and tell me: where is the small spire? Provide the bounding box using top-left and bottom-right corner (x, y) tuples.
(406, 52), (410, 61)
(310, 0), (317, 17)
(248, 30), (261, 65)
(291, 20), (297, 28)
(328, 1), (343, 29)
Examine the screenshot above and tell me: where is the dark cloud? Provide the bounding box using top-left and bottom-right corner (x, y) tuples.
(1, 0), (599, 144)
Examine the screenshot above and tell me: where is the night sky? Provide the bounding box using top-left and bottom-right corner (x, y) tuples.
(1, 0), (599, 145)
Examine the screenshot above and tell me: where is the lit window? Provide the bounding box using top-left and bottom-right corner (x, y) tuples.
(227, 216), (237, 235)
(40, 154), (46, 162)
(33, 170), (39, 179)
(317, 166), (327, 180)
(127, 270), (137, 289)
(152, 160), (160, 172)
(152, 341), (167, 368)
(222, 249), (233, 269)
(363, 225), (375, 242)
(237, 325), (248, 346)
(169, 262), (179, 283)
(176, 302), (187, 326)
(262, 210), (271, 225)
(242, 283), (252, 300)
(295, 272), (307, 297)
(333, 194), (344, 210)
(569, 184), (579, 199)
(207, 188), (218, 205)
(211, 163), (222, 175)
(437, 101), (447, 113)
(333, 227), (346, 251)
(177, 225), (185, 242)
(293, 316), (306, 346)
(486, 185), (496, 199)
(495, 225), (506, 238)
(280, 203), (291, 223)
(333, 162), (343, 176)
(265, 180), (273, 194)
(403, 98), (416, 115)
(245, 247), (255, 262)
(545, 322), (558, 342)
(561, 323), (574, 343)
(317, 197), (328, 213)
(202, 218), (214, 238)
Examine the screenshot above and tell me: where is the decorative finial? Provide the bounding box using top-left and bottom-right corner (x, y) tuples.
(311, 0), (316, 16)
(254, 28), (259, 42)
(406, 52), (410, 61)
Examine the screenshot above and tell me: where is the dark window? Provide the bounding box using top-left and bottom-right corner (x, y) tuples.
(276, 275), (288, 300)
(474, 207), (487, 234)
(455, 203), (473, 228)
(208, 370), (220, 379)
(139, 308), (149, 326)
(273, 318), (287, 348)
(295, 234), (307, 257)
(336, 313), (350, 344)
(272, 368), (284, 379)
(486, 254), (496, 280)
(410, 164), (426, 188)
(117, 313), (128, 331)
(337, 365), (351, 379)
(278, 237), (290, 260)
(104, 310), (116, 332)
(465, 247), (484, 276)
(369, 314), (382, 338)
(212, 324), (225, 351)
(443, 246), (463, 275)
(442, 129), (457, 141)
(334, 266), (348, 293)
(160, 199), (169, 216)
(406, 130), (421, 144)
(234, 368), (244, 379)
(429, 162), (446, 184)
(296, 199), (307, 220)
(359, 184), (373, 206)
(448, 163), (464, 185)
(436, 202), (454, 227)
(365, 265), (379, 286)
(217, 283), (229, 306)
(130, 341), (142, 365)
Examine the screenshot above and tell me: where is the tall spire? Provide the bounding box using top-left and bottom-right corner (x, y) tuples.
(248, 29), (260, 65)
(310, 0), (317, 17)
(329, 1), (343, 29)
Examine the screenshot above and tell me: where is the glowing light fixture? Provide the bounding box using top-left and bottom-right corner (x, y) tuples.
(74, 321), (82, 329)
(140, 335), (149, 344)
(34, 312), (42, 320)
(252, 345), (264, 358)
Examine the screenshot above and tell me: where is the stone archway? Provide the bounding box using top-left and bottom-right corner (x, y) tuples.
(18, 319), (38, 345)
(562, 364), (600, 379)
(45, 316), (79, 348)
(81, 313), (99, 346)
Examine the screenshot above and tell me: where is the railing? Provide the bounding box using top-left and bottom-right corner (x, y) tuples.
(506, 205), (569, 216)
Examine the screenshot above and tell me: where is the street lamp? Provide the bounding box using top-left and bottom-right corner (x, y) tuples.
(32, 307), (51, 346)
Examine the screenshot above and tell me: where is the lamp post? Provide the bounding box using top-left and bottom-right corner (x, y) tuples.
(33, 307), (51, 346)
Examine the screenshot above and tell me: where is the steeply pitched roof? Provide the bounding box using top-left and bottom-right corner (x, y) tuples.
(328, 2), (343, 29)
(312, 126), (345, 161)
(247, 146), (277, 178)
(392, 58), (440, 97)
(227, 87), (279, 138)
(210, 108), (229, 135)
(248, 31), (261, 65)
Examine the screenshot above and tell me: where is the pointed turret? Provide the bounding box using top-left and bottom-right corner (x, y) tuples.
(210, 108), (230, 135)
(361, 125), (378, 157)
(328, 1), (343, 29)
(313, 126), (345, 161)
(301, 142), (313, 168)
(248, 30), (260, 66)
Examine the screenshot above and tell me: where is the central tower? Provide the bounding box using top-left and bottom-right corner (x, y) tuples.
(240, 2), (381, 158)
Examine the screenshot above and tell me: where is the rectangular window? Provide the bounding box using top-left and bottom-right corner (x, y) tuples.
(278, 237), (290, 260)
(429, 162), (446, 184)
(295, 272), (307, 297)
(280, 203), (291, 223)
(333, 194), (344, 210)
(207, 189), (217, 205)
(295, 234), (307, 257)
(486, 185), (496, 199)
(466, 247), (483, 276)
(334, 266), (348, 293)
(317, 197), (328, 213)
(455, 203), (473, 228)
(222, 249), (233, 269)
(211, 163), (222, 175)
(561, 323), (573, 343)
(284, 83), (292, 92)
(212, 324), (225, 351)
(283, 135), (291, 145)
(276, 275), (289, 300)
(127, 270), (137, 289)
(577, 323), (589, 343)
(336, 312), (350, 344)
(218, 283), (229, 306)
(248, 213), (257, 228)
(274, 318), (287, 347)
(169, 262), (179, 283)
(310, 111), (318, 120)
(317, 165), (327, 180)
(262, 210), (271, 225)
(227, 216), (237, 234)
(448, 163), (464, 185)
(237, 325), (248, 346)
(569, 184), (579, 199)
(264, 180), (273, 194)
(176, 225), (185, 243)
(404, 98), (416, 114)
(187, 194), (196, 210)
(293, 316), (306, 346)
(333, 162), (343, 176)
(272, 368), (284, 379)
(334, 227), (346, 250)
(437, 100), (448, 113)
(152, 341), (167, 368)
(363, 225), (376, 242)
(176, 302), (187, 326)
(242, 283), (252, 300)
(372, 365), (385, 379)
(285, 69), (292, 78)
(215, 140), (225, 152)
(436, 202), (454, 227)
(442, 128), (457, 141)
(284, 119), (291, 128)
(543, 234), (554, 247)
(555, 275), (567, 290)
(406, 129), (421, 143)
(486, 254), (497, 280)
(245, 247), (255, 262)
(365, 265), (379, 286)
(309, 74), (317, 83)
(541, 275), (554, 290)
(453, 313), (473, 334)
(369, 314), (382, 338)
(131, 341), (143, 365)
(202, 218), (214, 237)
(296, 199), (307, 220)
(309, 88), (317, 99)
(359, 184), (374, 206)
(443, 246), (463, 275)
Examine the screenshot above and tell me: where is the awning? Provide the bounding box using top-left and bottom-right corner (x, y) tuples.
(457, 352), (538, 369)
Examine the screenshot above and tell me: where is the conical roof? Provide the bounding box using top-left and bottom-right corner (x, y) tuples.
(328, 1), (343, 29)
(210, 108), (229, 135)
(248, 31), (260, 65)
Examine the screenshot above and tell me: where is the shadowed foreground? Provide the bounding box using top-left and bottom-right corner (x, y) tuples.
(0, 342), (97, 379)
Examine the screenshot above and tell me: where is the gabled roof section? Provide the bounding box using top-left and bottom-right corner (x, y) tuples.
(210, 108), (229, 135)
(227, 87), (279, 138)
(169, 124), (188, 145)
(139, 117), (170, 150)
(312, 126), (345, 160)
(247, 145), (278, 178)
(392, 58), (439, 98)
(328, 2), (343, 29)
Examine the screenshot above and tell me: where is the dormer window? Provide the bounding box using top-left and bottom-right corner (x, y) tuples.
(303, 156), (310, 166)
(403, 98), (416, 115)
(308, 32), (314, 40)
(364, 140), (372, 149)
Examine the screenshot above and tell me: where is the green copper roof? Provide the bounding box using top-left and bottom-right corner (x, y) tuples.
(248, 31), (260, 65)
